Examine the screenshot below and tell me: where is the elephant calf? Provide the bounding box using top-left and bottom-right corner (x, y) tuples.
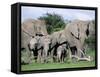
(42, 35), (51, 63)
(28, 34), (51, 63)
(57, 44), (67, 63)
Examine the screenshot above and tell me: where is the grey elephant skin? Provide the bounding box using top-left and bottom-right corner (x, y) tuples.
(49, 20), (94, 62)
(21, 19), (48, 64)
(63, 20), (94, 58)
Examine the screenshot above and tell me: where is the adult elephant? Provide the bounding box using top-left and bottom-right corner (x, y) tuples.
(49, 30), (68, 62)
(21, 19), (48, 64)
(63, 20), (94, 60)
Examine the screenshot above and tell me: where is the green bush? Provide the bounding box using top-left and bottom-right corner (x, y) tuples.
(85, 36), (95, 49)
(38, 13), (65, 34)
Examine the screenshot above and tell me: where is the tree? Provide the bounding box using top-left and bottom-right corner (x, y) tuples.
(38, 13), (65, 34)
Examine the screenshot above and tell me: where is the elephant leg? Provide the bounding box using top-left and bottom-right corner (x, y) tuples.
(50, 48), (55, 63)
(57, 54), (60, 62)
(63, 49), (67, 63)
(44, 50), (48, 63)
(53, 47), (58, 62)
(42, 50), (45, 63)
(77, 48), (86, 58)
(60, 53), (64, 63)
(48, 51), (51, 61)
(57, 50), (61, 63)
(70, 46), (77, 55)
(61, 56), (63, 63)
(57, 55), (59, 62)
(42, 46), (47, 63)
(30, 51), (34, 61)
(57, 53), (60, 62)
(66, 47), (72, 62)
(42, 51), (47, 63)
(42, 49), (48, 63)
(77, 48), (81, 58)
(37, 50), (42, 63)
(76, 42), (86, 58)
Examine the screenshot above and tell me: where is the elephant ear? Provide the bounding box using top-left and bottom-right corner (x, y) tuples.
(85, 23), (90, 37)
(69, 23), (80, 40)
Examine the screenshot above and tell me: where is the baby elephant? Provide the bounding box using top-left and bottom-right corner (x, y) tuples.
(57, 44), (67, 63)
(28, 34), (51, 63)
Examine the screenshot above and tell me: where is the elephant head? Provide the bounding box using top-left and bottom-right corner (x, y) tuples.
(29, 37), (37, 51)
(64, 20), (94, 58)
(64, 20), (93, 46)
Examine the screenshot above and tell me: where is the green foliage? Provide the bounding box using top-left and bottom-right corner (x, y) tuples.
(85, 36), (95, 49)
(85, 37), (95, 44)
(38, 13), (65, 34)
(21, 49), (31, 64)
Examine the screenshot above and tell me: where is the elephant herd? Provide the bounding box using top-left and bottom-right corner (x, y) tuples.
(21, 20), (94, 64)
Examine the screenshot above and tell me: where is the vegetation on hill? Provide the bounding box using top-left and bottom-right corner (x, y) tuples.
(38, 13), (66, 34)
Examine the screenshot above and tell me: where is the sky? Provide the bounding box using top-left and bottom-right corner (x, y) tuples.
(21, 6), (95, 22)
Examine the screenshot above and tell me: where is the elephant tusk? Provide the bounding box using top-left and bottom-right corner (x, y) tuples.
(71, 55), (92, 61)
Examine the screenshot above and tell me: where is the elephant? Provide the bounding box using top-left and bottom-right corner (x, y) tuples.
(49, 30), (64, 62)
(46, 20), (94, 62)
(28, 35), (40, 62)
(28, 34), (51, 63)
(39, 35), (51, 63)
(49, 30), (69, 62)
(57, 43), (68, 63)
(21, 19), (48, 64)
(63, 20), (94, 59)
